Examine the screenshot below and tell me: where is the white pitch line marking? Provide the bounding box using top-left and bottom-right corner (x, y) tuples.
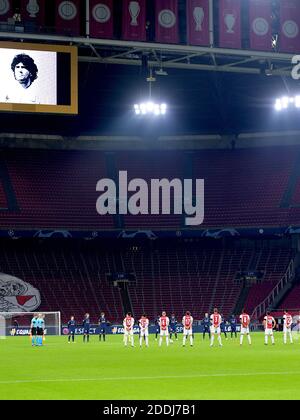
(1, 371), (300, 385)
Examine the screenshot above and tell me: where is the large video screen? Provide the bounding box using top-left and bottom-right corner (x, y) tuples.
(0, 42), (78, 114)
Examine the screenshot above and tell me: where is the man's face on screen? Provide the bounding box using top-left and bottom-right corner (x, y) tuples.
(14, 63), (31, 85)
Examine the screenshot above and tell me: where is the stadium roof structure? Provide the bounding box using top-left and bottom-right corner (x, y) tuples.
(1, 30), (295, 76)
(0, 30), (299, 139)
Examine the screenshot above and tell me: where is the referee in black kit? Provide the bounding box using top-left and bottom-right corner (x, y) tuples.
(201, 313), (211, 340)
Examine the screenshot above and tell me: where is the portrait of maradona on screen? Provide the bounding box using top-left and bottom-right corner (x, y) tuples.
(0, 48), (57, 106)
(3, 53), (40, 104)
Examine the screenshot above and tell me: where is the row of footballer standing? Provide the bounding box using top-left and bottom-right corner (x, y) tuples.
(64, 309), (299, 336)
(26, 310), (298, 346)
(66, 309), (299, 329)
(61, 309), (296, 346)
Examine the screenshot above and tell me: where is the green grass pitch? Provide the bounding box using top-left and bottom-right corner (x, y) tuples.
(0, 332), (300, 400)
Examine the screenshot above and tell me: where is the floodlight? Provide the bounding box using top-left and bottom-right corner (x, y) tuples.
(133, 68), (167, 116)
(274, 96), (300, 111)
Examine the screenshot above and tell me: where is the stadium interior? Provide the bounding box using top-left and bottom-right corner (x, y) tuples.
(1, 136), (300, 325)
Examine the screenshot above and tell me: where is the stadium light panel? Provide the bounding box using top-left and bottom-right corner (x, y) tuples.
(147, 102), (154, 111)
(133, 102), (167, 116)
(134, 68), (167, 117)
(274, 96), (300, 111)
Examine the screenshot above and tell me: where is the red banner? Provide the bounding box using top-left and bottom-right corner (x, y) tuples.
(55, 0), (80, 35)
(90, 0), (113, 39)
(249, 0), (272, 51)
(122, 0), (146, 41)
(219, 0), (241, 49)
(20, 0), (46, 27)
(187, 0), (210, 46)
(0, 0), (12, 21)
(155, 0), (179, 44)
(279, 0), (300, 53)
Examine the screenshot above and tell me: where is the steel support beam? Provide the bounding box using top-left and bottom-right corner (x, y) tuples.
(0, 31), (295, 76)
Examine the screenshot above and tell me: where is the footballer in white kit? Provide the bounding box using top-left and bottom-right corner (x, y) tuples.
(283, 310), (293, 344)
(123, 312), (135, 347)
(159, 311), (170, 346)
(139, 314), (149, 347)
(263, 312), (276, 345)
(210, 308), (223, 347)
(239, 310), (251, 345)
(182, 311), (194, 347)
